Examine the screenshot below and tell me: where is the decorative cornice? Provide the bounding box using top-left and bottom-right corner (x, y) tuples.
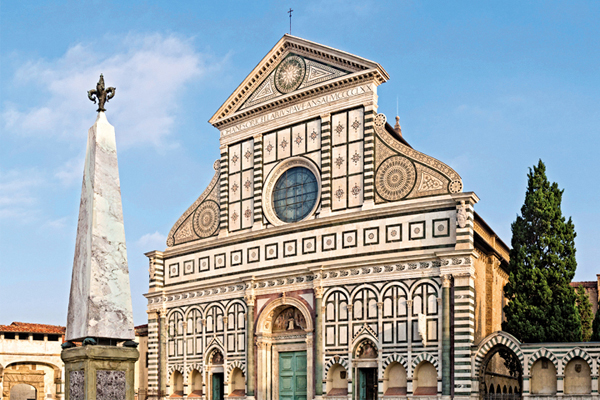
(146, 256), (471, 309)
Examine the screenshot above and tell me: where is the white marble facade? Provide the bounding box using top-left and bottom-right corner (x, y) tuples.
(144, 35), (600, 400)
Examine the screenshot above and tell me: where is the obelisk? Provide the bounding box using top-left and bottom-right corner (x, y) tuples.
(62, 74), (139, 400)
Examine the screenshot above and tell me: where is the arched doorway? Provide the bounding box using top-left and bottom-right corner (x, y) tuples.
(479, 345), (522, 400)
(352, 339), (378, 400)
(255, 296), (314, 400)
(10, 384), (36, 400)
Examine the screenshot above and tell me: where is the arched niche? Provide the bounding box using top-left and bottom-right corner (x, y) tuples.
(530, 357), (556, 395)
(325, 363), (348, 396)
(383, 362), (406, 395)
(564, 356), (592, 395)
(413, 361), (437, 396)
(228, 367), (246, 396)
(189, 369), (203, 397)
(170, 370), (184, 397)
(255, 296), (314, 400)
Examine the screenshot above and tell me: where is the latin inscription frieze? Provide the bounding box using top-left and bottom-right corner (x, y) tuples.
(221, 84), (373, 136)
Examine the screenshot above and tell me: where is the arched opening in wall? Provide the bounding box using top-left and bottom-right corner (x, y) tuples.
(564, 357), (592, 395)
(478, 344), (522, 399)
(382, 362), (406, 395)
(189, 370), (203, 398)
(10, 384), (36, 400)
(228, 367), (245, 397)
(256, 298), (314, 400)
(530, 358), (556, 395)
(170, 371), (184, 397)
(413, 361), (437, 396)
(326, 363), (348, 396)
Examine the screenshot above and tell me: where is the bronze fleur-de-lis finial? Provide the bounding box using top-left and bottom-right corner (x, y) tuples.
(87, 74), (116, 112)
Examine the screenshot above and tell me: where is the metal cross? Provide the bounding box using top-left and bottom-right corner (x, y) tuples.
(288, 8), (293, 34)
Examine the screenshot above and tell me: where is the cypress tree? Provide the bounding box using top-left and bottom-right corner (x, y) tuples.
(592, 310), (600, 341)
(575, 284), (593, 341)
(502, 160), (581, 342)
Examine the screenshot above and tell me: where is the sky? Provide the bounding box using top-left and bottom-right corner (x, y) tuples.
(1, 0), (599, 326)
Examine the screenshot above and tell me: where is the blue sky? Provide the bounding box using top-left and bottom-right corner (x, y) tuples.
(1, 1), (599, 326)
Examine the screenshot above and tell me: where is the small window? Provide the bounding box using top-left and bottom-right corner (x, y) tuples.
(542, 359), (549, 369)
(4, 332), (15, 339)
(146, 352), (149, 368)
(48, 335), (60, 341)
(33, 334), (44, 341)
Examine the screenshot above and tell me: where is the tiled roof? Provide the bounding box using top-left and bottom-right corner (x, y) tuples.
(0, 322), (65, 334)
(571, 281), (598, 289)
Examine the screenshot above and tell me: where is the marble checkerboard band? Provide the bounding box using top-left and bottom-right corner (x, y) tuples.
(66, 111), (134, 341)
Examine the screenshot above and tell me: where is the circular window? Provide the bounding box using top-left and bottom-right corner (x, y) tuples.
(273, 167), (318, 223)
(263, 157), (321, 226)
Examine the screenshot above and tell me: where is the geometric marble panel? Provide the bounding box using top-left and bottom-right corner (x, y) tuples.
(432, 218), (450, 238)
(69, 371), (84, 400)
(364, 227), (379, 245)
(96, 370), (125, 400)
(292, 123), (306, 156)
(348, 174), (363, 208)
(409, 221), (426, 240)
(306, 120), (321, 153)
(348, 108), (364, 142)
(386, 225), (402, 243)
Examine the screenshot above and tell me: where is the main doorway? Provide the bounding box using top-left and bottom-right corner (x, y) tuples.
(358, 368), (377, 400)
(279, 351), (307, 400)
(212, 373), (224, 400)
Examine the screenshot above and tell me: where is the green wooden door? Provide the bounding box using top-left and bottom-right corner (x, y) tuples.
(279, 351), (307, 400)
(212, 373), (223, 400)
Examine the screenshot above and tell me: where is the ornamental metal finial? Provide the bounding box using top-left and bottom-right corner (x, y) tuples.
(87, 74), (115, 112)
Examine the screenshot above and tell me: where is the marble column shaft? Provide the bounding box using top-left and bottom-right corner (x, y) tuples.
(441, 275), (452, 396)
(315, 291), (324, 396)
(246, 299), (255, 397)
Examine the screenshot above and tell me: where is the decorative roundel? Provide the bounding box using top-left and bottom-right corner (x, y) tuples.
(193, 200), (220, 238)
(274, 55), (306, 94)
(449, 179), (463, 193)
(376, 156), (417, 201)
(374, 113), (387, 129)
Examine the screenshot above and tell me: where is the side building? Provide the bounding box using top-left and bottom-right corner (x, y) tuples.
(144, 35), (600, 400)
(0, 322), (65, 400)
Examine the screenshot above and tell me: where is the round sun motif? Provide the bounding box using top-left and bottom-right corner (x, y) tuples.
(274, 55), (306, 94)
(376, 156), (417, 201)
(193, 200), (220, 238)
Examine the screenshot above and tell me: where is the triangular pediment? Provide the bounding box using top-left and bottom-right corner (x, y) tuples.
(209, 34), (389, 126)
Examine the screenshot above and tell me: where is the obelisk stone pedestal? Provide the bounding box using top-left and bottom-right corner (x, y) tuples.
(62, 346), (139, 400)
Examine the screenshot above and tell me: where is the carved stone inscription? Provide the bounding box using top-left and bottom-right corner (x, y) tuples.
(222, 84), (374, 135)
(69, 370), (84, 400)
(96, 370), (126, 400)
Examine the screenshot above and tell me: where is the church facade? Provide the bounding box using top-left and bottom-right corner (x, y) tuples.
(144, 35), (600, 400)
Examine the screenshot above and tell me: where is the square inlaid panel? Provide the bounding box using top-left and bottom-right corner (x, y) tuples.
(386, 224), (402, 243)
(364, 227), (379, 246)
(409, 221), (426, 240)
(432, 218), (450, 238)
(214, 253), (226, 269)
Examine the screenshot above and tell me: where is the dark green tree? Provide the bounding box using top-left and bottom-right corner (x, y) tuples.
(502, 160), (581, 342)
(575, 284), (593, 341)
(592, 310), (600, 341)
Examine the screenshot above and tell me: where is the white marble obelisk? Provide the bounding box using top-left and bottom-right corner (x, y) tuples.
(66, 111), (134, 341)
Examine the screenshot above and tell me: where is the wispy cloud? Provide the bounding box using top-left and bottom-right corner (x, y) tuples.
(135, 231), (167, 251)
(2, 33), (221, 149)
(0, 169), (43, 221)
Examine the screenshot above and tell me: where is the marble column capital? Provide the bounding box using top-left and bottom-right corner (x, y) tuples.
(441, 274), (452, 288)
